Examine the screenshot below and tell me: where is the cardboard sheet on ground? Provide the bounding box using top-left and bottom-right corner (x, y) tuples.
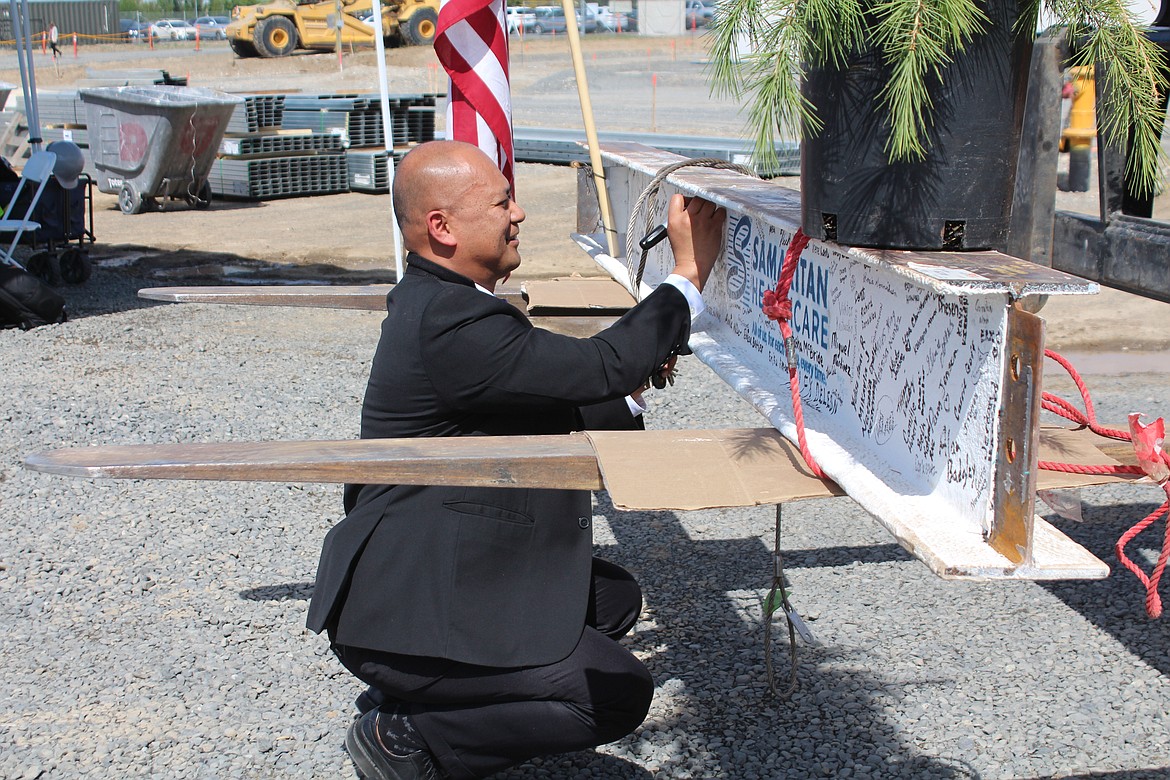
(523, 277), (637, 314)
(585, 428), (843, 510)
(1035, 426), (1141, 490)
(587, 426), (1139, 512)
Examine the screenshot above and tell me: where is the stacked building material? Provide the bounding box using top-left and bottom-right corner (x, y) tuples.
(281, 93), (439, 149)
(281, 100), (354, 143)
(225, 93), (285, 134)
(273, 93), (438, 194)
(212, 92), (440, 199)
(23, 91), (86, 127)
(345, 148), (407, 194)
(219, 132), (345, 158)
(1, 92), (101, 179)
(207, 153), (350, 200)
(212, 93), (347, 200)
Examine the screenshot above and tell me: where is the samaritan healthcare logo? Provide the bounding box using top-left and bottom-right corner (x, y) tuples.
(726, 213), (833, 352)
(725, 214), (751, 301)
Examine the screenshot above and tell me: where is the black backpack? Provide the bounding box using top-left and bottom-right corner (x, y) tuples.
(0, 265), (67, 329)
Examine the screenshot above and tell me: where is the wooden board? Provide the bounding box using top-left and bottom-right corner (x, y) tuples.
(24, 427), (1133, 580)
(138, 284), (624, 337)
(140, 281), (635, 316)
(23, 435), (605, 490)
(141, 285), (484, 311)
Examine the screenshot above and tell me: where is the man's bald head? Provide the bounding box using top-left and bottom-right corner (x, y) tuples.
(390, 140), (526, 289)
(393, 141), (485, 249)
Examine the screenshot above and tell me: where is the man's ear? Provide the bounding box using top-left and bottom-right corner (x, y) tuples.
(425, 209), (458, 249)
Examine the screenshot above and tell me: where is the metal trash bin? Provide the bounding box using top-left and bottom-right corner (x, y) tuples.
(79, 86), (243, 215)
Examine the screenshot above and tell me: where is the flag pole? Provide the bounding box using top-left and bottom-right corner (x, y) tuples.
(368, 0), (405, 282)
(559, 0), (620, 259)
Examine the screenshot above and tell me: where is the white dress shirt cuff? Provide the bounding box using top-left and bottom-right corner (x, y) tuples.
(625, 394), (649, 416)
(663, 273), (705, 319)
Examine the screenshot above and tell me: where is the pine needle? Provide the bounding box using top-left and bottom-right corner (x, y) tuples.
(1053, 0), (1169, 197)
(873, 0), (987, 159)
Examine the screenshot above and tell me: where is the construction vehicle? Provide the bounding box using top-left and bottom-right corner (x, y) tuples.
(225, 0), (439, 58)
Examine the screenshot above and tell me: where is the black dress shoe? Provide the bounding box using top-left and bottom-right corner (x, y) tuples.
(346, 709), (439, 780)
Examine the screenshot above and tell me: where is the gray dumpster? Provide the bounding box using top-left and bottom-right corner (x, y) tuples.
(79, 86), (243, 215)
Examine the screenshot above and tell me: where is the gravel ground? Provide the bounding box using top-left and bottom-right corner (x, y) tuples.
(3, 265), (1170, 780)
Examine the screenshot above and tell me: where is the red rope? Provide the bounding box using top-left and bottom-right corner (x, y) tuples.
(1116, 493), (1170, 618)
(1042, 350), (1131, 439)
(760, 229), (827, 480)
(1037, 459), (1143, 476)
(1041, 348), (1170, 618)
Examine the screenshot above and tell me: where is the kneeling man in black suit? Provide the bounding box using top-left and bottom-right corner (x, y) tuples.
(307, 140), (726, 780)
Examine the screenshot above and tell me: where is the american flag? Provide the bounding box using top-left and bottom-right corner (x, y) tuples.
(435, 0), (515, 189)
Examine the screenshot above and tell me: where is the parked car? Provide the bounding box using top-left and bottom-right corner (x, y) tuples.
(685, 0), (714, 28)
(119, 19), (146, 40)
(505, 6), (535, 33)
(149, 19), (195, 40)
(529, 6), (567, 34)
(575, 7), (598, 33)
(528, 5), (597, 34)
(594, 6), (633, 32)
(190, 15), (230, 40)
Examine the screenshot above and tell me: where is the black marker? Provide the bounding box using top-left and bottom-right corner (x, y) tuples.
(638, 223), (669, 251)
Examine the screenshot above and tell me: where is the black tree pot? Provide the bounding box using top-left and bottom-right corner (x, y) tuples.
(800, 0), (1034, 252)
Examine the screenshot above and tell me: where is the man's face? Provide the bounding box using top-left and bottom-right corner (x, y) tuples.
(448, 156), (526, 285)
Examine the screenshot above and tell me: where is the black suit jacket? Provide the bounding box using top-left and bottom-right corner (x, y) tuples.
(306, 254), (692, 667)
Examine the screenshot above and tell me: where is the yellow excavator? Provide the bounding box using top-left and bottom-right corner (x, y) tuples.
(226, 0), (439, 58)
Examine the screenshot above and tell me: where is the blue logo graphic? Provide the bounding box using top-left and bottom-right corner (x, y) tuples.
(726, 214), (752, 301)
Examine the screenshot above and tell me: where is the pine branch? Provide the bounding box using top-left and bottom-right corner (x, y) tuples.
(709, 0), (863, 171)
(1053, 0), (1169, 196)
(872, 0), (987, 159)
(709, 0), (779, 98)
(799, 0), (865, 67)
(744, 50), (819, 173)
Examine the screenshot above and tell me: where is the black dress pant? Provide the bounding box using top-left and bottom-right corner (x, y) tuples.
(331, 558), (654, 780)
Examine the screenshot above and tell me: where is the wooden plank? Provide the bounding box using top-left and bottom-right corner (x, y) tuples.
(138, 285), (627, 336)
(0, 110), (25, 158)
(22, 427), (1125, 580)
(25, 428), (1119, 491)
(139, 285), (530, 311)
(8, 136), (29, 164)
(139, 284), (635, 316)
(23, 435), (606, 490)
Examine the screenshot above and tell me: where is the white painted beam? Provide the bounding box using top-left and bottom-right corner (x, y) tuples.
(579, 143), (1106, 580)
